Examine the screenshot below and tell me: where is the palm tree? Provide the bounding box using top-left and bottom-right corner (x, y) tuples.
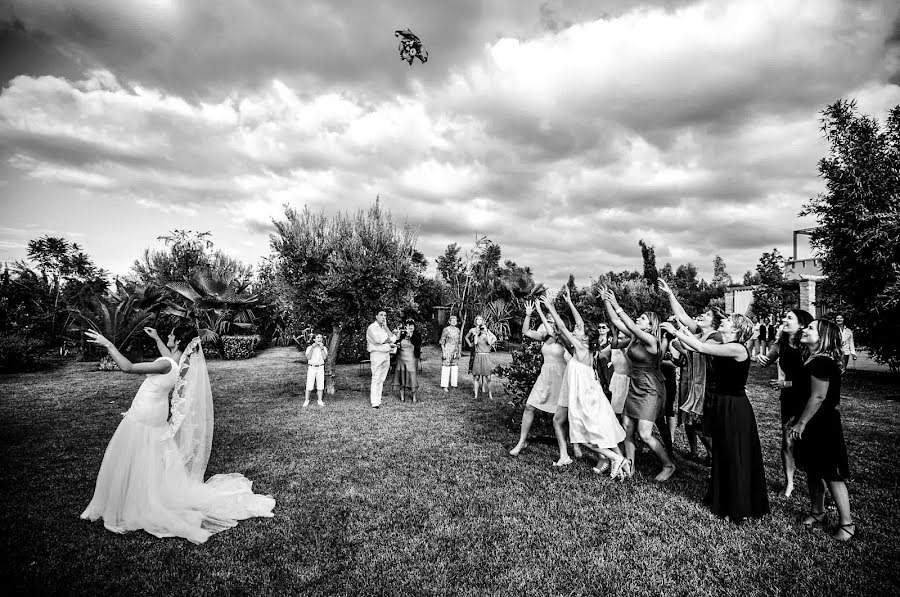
(164, 266), (260, 346)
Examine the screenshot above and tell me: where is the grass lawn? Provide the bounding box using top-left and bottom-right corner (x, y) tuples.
(1, 345), (899, 596)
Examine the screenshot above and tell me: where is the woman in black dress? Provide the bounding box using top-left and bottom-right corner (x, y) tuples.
(789, 319), (855, 541)
(663, 314), (769, 522)
(757, 309), (813, 497)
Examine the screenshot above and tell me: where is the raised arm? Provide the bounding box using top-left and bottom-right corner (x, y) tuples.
(658, 279), (699, 333)
(85, 330), (172, 375)
(541, 295), (583, 351)
(143, 327), (173, 359)
(601, 287), (658, 350)
(662, 323), (746, 360)
(522, 301), (548, 341)
(600, 289), (631, 336)
(563, 286), (584, 330)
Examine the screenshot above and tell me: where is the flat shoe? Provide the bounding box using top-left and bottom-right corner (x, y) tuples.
(553, 458), (573, 467)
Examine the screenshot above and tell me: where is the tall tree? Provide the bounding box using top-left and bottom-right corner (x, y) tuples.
(802, 99), (900, 371)
(743, 270), (760, 286)
(751, 249), (785, 317)
(711, 255), (733, 287)
(639, 239), (659, 289)
(673, 263), (699, 292)
(271, 202), (419, 393)
(26, 235), (105, 344)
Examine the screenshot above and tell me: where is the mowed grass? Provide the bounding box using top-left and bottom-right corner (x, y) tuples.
(1, 345), (898, 596)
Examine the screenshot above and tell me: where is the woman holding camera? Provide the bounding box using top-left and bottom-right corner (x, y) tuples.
(393, 319), (423, 403)
(466, 315), (497, 400)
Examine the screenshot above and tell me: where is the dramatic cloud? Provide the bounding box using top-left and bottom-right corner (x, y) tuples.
(1, 0), (899, 286)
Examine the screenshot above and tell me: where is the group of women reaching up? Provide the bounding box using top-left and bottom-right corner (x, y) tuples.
(508, 281), (855, 540)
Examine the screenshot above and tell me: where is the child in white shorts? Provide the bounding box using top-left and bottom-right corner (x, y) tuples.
(304, 334), (328, 407)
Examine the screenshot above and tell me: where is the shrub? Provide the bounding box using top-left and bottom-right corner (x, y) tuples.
(0, 333), (44, 373)
(336, 329), (367, 364)
(494, 339), (544, 403)
(221, 335), (260, 360)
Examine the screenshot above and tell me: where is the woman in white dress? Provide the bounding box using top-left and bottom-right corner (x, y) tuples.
(509, 300), (568, 456)
(606, 331), (631, 415)
(81, 326), (275, 544)
(542, 290), (627, 477)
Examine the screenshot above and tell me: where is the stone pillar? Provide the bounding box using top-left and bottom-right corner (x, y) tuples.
(799, 279), (816, 315)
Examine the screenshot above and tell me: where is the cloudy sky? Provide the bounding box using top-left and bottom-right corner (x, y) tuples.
(1, 0), (899, 288)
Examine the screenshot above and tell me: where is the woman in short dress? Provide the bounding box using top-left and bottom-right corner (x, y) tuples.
(466, 315), (497, 400)
(757, 309), (813, 498)
(393, 319), (422, 403)
(607, 331), (631, 415)
(665, 315), (769, 522)
(601, 286), (676, 481)
(509, 300), (568, 456)
(789, 319), (855, 541)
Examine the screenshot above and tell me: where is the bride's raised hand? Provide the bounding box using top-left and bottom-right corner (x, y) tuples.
(143, 327), (160, 340)
(85, 329), (112, 348)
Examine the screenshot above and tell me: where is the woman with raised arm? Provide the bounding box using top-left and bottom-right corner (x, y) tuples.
(81, 326), (275, 544)
(542, 290), (626, 476)
(600, 287), (675, 481)
(789, 319), (854, 541)
(757, 309), (813, 498)
(663, 315), (769, 522)
(606, 330), (631, 415)
(509, 300), (568, 456)
(658, 279), (720, 463)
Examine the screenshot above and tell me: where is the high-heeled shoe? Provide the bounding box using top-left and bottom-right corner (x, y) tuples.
(610, 457), (626, 480)
(801, 511), (828, 526)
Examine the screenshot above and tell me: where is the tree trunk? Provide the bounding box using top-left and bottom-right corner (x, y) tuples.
(325, 323), (342, 395)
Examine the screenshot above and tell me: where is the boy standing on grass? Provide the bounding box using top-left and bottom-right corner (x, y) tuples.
(304, 334), (328, 407)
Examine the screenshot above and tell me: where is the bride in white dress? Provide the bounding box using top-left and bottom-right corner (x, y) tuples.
(81, 326), (275, 544)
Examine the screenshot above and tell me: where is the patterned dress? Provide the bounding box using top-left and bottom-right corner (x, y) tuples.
(440, 325), (461, 367)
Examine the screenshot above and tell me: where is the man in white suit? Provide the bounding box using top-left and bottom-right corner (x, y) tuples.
(366, 310), (397, 408)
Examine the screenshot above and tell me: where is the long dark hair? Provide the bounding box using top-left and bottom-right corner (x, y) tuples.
(778, 309), (813, 349)
(172, 325), (199, 352)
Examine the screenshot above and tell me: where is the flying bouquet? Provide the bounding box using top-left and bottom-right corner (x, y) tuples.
(395, 29), (428, 65)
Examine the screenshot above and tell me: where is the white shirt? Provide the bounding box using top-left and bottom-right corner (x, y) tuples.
(305, 344), (327, 366)
(366, 322), (397, 354)
(839, 327), (856, 356)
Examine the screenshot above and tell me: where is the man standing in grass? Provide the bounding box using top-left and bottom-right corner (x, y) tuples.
(303, 334), (328, 408)
(366, 310), (397, 409)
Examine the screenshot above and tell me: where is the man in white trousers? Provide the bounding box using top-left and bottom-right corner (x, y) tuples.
(366, 310), (397, 408)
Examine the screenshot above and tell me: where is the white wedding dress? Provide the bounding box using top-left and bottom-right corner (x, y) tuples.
(81, 354), (275, 544)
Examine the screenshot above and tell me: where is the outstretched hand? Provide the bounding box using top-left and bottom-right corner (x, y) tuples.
(563, 285), (572, 303)
(143, 327), (160, 340)
(85, 329), (112, 348)
(524, 300), (535, 316)
(658, 279), (673, 295)
(659, 322), (678, 335)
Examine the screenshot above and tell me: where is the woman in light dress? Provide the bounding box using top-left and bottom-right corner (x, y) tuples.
(606, 330), (631, 415)
(81, 326), (275, 544)
(509, 299), (569, 456)
(543, 289), (626, 477)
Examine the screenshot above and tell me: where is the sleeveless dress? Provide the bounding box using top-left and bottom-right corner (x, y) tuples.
(792, 356), (848, 482)
(392, 337), (419, 390)
(558, 358), (625, 448)
(623, 340), (665, 422)
(81, 357), (275, 544)
(525, 341), (568, 413)
(706, 344), (769, 520)
(472, 336), (494, 376)
(776, 343), (805, 424)
(608, 349), (630, 414)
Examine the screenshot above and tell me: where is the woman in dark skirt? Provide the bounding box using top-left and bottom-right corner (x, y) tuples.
(789, 319), (855, 541)
(757, 309), (813, 498)
(663, 314), (769, 522)
(393, 320), (422, 403)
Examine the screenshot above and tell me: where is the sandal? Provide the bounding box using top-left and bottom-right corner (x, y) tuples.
(609, 457), (626, 480)
(832, 523), (856, 542)
(801, 511), (828, 526)
(553, 457), (573, 467)
(622, 458), (635, 478)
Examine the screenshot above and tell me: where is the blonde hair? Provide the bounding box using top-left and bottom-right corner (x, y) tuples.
(730, 314), (754, 344)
